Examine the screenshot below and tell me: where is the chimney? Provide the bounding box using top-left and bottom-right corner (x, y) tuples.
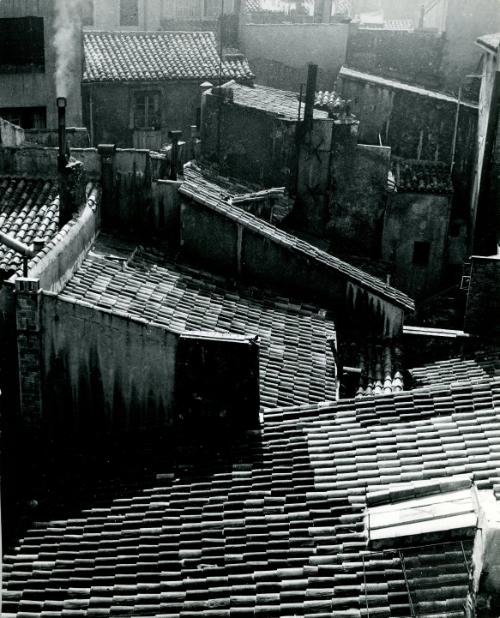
(57, 97), (68, 173)
(303, 63), (318, 133)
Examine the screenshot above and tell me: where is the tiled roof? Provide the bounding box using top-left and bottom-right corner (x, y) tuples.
(83, 31), (254, 83)
(411, 349), (500, 389)
(357, 339), (405, 396)
(220, 81), (328, 121)
(183, 162), (293, 224)
(392, 157), (453, 194)
(0, 177), (100, 277)
(4, 376), (500, 617)
(0, 177), (59, 274)
(476, 32), (500, 53)
(59, 234), (337, 409)
(180, 173), (415, 311)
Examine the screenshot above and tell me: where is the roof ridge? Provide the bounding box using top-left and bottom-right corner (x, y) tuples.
(263, 375), (500, 424)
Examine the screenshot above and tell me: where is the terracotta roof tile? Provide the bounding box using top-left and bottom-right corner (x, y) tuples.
(0, 177), (59, 274)
(179, 173), (415, 311)
(392, 158), (453, 194)
(5, 376), (500, 617)
(221, 81), (328, 121)
(60, 234), (337, 409)
(411, 349), (500, 389)
(84, 31), (254, 83)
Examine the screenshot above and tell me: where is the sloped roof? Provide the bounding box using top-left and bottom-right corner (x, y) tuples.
(476, 32), (500, 53)
(4, 376), (500, 617)
(411, 349), (500, 389)
(0, 177), (59, 273)
(339, 66), (479, 110)
(83, 31), (254, 83)
(219, 81), (328, 121)
(59, 234), (337, 409)
(180, 172), (415, 311)
(0, 176), (100, 276)
(184, 161), (293, 224)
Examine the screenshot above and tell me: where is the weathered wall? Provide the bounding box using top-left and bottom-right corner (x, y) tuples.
(24, 128), (90, 148)
(0, 118), (25, 146)
(346, 27), (445, 89)
(0, 0), (82, 128)
(338, 74), (478, 214)
(201, 92), (296, 188)
(443, 0), (500, 95)
(465, 256), (500, 339)
(471, 51), (500, 254)
(0, 146), (101, 178)
(41, 294), (178, 438)
(83, 81), (204, 148)
(239, 22), (349, 90)
(328, 142), (391, 257)
(382, 192), (452, 299)
(30, 198), (99, 293)
(91, 0), (163, 30)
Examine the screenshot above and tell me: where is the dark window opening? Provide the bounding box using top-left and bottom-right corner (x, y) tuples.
(133, 91), (161, 130)
(81, 0), (94, 26)
(0, 107), (46, 129)
(0, 17), (45, 73)
(412, 241), (431, 267)
(120, 0), (139, 26)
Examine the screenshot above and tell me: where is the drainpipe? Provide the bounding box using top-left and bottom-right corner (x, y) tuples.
(168, 130), (182, 180)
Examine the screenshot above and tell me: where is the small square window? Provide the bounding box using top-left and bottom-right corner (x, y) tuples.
(133, 91), (161, 130)
(412, 241), (430, 267)
(120, 0), (139, 26)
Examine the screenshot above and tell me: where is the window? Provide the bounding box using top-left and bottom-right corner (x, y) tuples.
(0, 107), (46, 129)
(412, 241), (430, 267)
(120, 0), (139, 26)
(0, 17), (45, 73)
(81, 0), (94, 26)
(133, 92), (161, 130)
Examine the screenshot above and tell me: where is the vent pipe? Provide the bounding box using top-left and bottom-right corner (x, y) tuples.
(57, 97), (68, 173)
(0, 230), (36, 277)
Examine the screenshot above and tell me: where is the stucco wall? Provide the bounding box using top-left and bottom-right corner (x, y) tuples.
(0, 0), (82, 128)
(465, 255), (500, 339)
(239, 22), (349, 90)
(338, 75), (478, 213)
(201, 92), (296, 188)
(382, 192), (451, 299)
(41, 294), (178, 438)
(83, 81), (203, 148)
(0, 119), (25, 147)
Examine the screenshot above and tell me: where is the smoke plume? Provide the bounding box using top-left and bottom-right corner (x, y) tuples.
(53, 0), (88, 98)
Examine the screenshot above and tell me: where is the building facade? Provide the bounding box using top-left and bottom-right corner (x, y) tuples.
(0, 0), (83, 129)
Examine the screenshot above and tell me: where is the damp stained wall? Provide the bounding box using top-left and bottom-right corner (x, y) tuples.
(41, 294), (178, 436)
(382, 192), (452, 299)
